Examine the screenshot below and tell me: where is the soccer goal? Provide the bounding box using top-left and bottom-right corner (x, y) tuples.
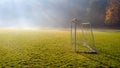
(70, 18), (98, 54)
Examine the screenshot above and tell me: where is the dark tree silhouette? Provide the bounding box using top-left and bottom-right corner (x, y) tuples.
(87, 0), (107, 28)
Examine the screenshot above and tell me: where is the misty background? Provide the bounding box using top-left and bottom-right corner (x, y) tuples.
(0, 0), (119, 29)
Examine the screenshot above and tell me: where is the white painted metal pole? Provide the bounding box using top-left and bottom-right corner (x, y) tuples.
(90, 23), (97, 52)
(81, 24), (85, 44)
(71, 22), (72, 45)
(74, 23), (77, 52)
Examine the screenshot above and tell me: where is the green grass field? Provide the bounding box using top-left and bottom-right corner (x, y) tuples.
(0, 29), (120, 68)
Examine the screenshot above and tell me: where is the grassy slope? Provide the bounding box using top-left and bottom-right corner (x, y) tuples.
(0, 29), (120, 68)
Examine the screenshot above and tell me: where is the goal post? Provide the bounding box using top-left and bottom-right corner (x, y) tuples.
(70, 18), (98, 54)
(71, 18), (79, 52)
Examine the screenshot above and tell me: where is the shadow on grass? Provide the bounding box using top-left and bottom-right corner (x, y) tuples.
(76, 51), (98, 54)
(76, 51), (119, 67)
(76, 52), (110, 67)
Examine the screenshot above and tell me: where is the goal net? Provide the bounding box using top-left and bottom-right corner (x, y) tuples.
(80, 23), (97, 53)
(71, 18), (97, 53)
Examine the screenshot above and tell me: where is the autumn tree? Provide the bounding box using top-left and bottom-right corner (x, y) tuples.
(105, 0), (120, 26)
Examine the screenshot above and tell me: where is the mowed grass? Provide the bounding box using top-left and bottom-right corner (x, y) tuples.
(0, 29), (120, 68)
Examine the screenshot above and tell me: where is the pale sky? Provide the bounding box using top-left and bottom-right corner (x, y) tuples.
(0, 0), (88, 29)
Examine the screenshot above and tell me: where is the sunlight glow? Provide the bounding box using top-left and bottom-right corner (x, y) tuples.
(0, 0), (86, 29)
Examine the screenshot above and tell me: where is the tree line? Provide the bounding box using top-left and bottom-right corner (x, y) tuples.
(87, 0), (120, 28)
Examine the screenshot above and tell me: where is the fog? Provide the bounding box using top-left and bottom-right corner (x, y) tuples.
(0, 0), (89, 29)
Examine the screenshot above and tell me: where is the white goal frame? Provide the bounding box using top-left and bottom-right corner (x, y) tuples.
(70, 18), (98, 54)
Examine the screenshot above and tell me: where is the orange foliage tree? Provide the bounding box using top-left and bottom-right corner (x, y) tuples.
(105, 0), (120, 25)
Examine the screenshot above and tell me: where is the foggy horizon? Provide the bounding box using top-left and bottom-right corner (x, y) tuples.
(0, 0), (89, 29)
